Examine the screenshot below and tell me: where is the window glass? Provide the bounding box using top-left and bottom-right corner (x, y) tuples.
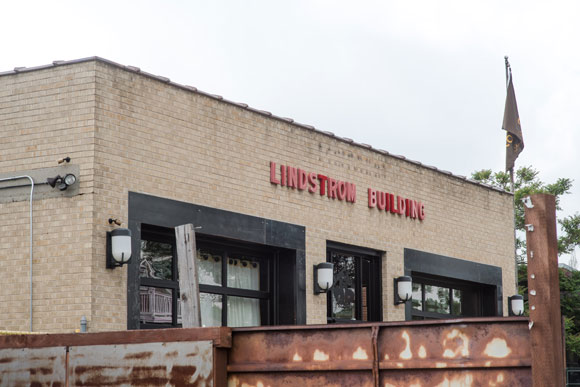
(452, 289), (463, 315)
(412, 283), (422, 311)
(200, 293), (222, 327)
(424, 285), (450, 314)
(227, 255), (260, 290)
(139, 286), (173, 324)
(140, 241), (172, 280)
(331, 254), (356, 320)
(227, 296), (261, 327)
(196, 249), (222, 286)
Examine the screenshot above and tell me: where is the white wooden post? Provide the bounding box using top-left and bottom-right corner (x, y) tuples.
(175, 224), (201, 328)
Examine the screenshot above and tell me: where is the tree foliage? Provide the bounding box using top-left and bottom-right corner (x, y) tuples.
(471, 166), (579, 260)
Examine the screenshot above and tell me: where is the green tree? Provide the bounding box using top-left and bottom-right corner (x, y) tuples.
(471, 166), (579, 261)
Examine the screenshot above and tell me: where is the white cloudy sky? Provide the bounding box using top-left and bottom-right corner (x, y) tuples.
(2, 1), (578, 263)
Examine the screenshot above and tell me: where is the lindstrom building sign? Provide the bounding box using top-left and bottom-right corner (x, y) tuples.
(270, 162), (425, 221)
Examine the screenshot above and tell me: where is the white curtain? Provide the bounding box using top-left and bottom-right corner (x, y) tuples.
(227, 258), (260, 327)
(196, 250), (222, 286)
(199, 293), (222, 327)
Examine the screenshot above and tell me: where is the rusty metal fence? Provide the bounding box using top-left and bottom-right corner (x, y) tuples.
(0, 317), (530, 386)
(228, 317), (531, 387)
(0, 327), (230, 386)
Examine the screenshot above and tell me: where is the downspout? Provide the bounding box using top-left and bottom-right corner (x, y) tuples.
(0, 176), (34, 332)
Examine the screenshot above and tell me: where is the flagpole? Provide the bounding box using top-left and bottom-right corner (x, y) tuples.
(505, 56), (519, 293)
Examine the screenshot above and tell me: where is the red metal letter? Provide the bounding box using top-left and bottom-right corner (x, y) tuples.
(270, 162), (280, 185)
(368, 188), (376, 208)
(328, 178), (337, 198)
(389, 194), (397, 214)
(298, 169), (308, 190)
(418, 202), (426, 220)
(280, 165), (286, 186)
(346, 183), (357, 203)
(377, 191), (386, 210)
(397, 196), (406, 215)
(308, 172), (318, 193)
(287, 166), (298, 188)
(337, 181), (346, 200)
(317, 174), (328, 196)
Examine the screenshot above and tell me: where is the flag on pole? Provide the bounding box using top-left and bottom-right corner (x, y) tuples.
(502, 59), (524, 171)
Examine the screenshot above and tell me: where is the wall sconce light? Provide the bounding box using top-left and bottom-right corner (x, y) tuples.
(47, 174), (77, 191)
(508, 294), (524, 316)
(106, 228), (132, 269)
(313, 262), (334, 294)
(394, 276), (412, 305)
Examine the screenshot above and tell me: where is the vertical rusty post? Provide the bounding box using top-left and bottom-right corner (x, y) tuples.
(524, 193), (565, 387)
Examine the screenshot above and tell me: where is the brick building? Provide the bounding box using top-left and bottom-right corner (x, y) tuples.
(0, 57), (516, 333)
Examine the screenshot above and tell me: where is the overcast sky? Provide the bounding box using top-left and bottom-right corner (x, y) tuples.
(2, 1), (578, 264)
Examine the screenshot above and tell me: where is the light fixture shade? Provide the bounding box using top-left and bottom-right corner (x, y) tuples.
(510, 294), (524, 316)
(111, 228), (132, 264)
(317, 262), (334, 291)
(396, 276), (412, 303)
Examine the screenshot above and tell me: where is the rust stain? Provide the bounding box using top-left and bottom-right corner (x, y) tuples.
(123, 351), (153, 360)
(165, 350), (178, 358)
(483, 338), (512, 358)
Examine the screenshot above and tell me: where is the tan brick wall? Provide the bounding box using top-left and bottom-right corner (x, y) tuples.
(0, 62), (96, 332)
(0, 59), (516, 332)
(91, 61), (515, 329)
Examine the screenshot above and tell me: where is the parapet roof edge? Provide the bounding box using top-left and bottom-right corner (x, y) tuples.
(0, 56), (512, 196)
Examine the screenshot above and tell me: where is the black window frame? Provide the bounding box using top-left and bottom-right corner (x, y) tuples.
(404, 248), (503, 321)
(326, 241), (383, 323)
(410, 273), (495, 320)
(139, 224), (279, 329)
(127, 192), (306, 330)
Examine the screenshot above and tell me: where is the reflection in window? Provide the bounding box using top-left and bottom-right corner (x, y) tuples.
(331, 255), (356, 320)
(452, 289), (463, 315)
(139, 286), (173, 324)
(410, 276), (494, 320)
(412, 282), (422, 311)
(424, 285), (450, 314)
(140, 241), (173, 280)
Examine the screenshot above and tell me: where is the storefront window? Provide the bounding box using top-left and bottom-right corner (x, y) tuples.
(138, 225), (273, 329)
(327, 243), (382, 323)
(410, 274), (495, 320)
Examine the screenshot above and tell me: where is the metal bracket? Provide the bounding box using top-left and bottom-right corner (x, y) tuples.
(522, 196), (534, 208)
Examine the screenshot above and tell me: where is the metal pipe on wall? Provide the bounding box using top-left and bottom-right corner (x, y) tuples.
(0, 175), (34, 332)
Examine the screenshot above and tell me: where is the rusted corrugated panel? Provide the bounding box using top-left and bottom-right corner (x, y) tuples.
(68, 340), (214, 386)
(377, 321), (531, 370)
(228, 326), (374, 373)
(228, 319), (531, 386)
(0, 346), (66, 387)
(380, 368), (532, 386)
(228, 371), (374, 387)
